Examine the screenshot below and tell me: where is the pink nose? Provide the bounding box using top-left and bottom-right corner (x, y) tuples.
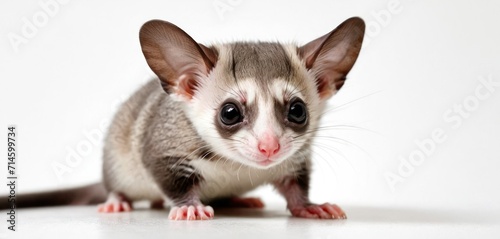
(258, 133), (280, 158)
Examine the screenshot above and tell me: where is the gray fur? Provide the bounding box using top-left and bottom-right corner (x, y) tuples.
(231, 42), (293, 85)
(0, 18), (364, 217)
(102, 78), (310, 203)
(103, 80), (209, 202)
(102, 17), (365, 215)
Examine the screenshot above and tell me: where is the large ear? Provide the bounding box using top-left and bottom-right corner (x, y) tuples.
(299, 17), (365, 100)
(139, 20), (218, 99)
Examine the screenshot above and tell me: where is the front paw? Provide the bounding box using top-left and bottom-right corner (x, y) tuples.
(168, 205), (214, 220)
(290, 203), (346, 219)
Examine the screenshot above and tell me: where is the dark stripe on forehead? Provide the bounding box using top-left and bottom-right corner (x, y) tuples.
(231, 42), (293, 84)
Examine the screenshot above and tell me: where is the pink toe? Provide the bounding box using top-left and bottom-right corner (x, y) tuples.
(112, 203), (120, 212)
(168, 205), (214, 220)
(187, 206), (196, 220)
(290, 203), (347, 219)
(168, 207), (179, 220)
(122, 202), (132, 212)
(105, 204), (113, 213)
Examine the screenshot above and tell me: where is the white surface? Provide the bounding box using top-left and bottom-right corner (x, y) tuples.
(1, 0), (500, 238)
(3, 205), (500, 239)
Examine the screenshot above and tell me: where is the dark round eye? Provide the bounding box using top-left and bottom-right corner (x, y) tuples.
(287, 100), (307, 124)
(220, 103), (242, 125)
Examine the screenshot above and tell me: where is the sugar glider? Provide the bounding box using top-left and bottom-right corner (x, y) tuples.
(2, 17), (365, 220)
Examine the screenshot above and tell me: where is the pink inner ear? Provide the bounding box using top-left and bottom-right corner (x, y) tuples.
(176, 74), (199, 99)
(139, 20), (218, 98)
(316, 77), (332, 99)
(315, 72), (346, 99)
(299, 17), (365, 100)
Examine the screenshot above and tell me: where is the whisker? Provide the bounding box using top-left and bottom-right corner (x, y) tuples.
(306, 141), (359, 177)
(310, 135), (373, 160)
(302, 142), (340, 180)
(319, 90), (383, 117)
(308, 124), (382, 136)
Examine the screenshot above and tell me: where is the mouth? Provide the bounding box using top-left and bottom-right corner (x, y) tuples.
(256, 159), (273, 166)
(248, 155), (283, 169)
(238, 152), (278, 168)
(236, 148), (289, 169)
(236, 147), (291, 168)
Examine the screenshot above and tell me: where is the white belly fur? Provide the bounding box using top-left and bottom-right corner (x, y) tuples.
(108, 151), (299, 203)
(191, 158), (297, 202)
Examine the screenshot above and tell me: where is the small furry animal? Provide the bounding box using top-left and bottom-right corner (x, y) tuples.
(2, 17), (365, 220)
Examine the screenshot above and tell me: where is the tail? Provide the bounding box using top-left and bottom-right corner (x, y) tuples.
(0, 183), (107, 209)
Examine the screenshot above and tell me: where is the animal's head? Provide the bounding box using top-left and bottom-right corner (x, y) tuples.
(140, 18), (364, 169)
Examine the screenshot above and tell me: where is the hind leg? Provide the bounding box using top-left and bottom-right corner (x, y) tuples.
(211, 197), (265, 208)
(150, 199), (165, 209)
(227, 197), (265, 208)
(97, 192), (132, 213)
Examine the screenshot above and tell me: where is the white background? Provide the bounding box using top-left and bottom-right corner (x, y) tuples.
(1, 0), (499, 213)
